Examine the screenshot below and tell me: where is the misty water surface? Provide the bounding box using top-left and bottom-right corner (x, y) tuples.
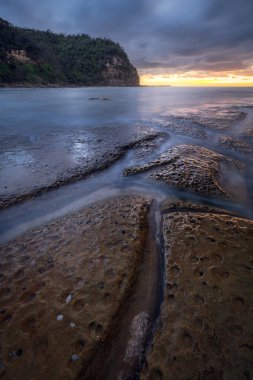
(0, 86), (253, 242)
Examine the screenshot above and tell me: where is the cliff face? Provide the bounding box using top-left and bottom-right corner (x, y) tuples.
(101, 56), (139, 86)
(0, 18), (139, 86)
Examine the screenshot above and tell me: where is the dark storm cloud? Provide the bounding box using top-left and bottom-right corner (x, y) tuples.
(1, 0), (253, 73)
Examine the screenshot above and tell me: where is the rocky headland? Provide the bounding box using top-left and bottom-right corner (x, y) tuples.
(0, 18), (139, 87)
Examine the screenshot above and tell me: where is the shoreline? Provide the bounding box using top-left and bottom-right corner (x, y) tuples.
(2, 84), (253, 89)
(0, 83), (141, 88)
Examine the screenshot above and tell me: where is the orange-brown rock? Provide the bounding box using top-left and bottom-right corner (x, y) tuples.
(123, 145), (246, 200)
(142, 209), (253, 380)
(0, 196), (150, 380)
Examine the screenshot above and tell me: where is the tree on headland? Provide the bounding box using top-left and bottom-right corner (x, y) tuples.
(0, 18), (139, 86)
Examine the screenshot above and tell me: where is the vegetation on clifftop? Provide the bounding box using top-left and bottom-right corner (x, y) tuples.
(0, 18), (139, 86)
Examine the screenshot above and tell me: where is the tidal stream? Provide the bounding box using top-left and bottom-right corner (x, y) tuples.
(0, 87), (253, 379)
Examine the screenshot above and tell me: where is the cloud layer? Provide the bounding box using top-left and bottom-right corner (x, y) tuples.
(1, 0), (253, 75)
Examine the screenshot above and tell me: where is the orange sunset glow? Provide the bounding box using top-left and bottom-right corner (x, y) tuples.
(140, 71), (253, 86)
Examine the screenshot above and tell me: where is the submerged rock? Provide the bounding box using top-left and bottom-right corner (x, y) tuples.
(89, 97), (111, 101)
(171, 107), (247, 131)
(164, 117), (208, 139)
(241, 126), (253, 138)
(218, 136), (252, 153)
(0, 196), (150, 380)
(132, 133), (168, 159)
(142, 207), (253, 380)
(124, 144), (245, 200)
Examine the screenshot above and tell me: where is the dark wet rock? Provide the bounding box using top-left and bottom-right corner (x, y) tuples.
(160, 199), (240, 217)
(0, 126), (160, 209)
(140, 116), (208, 139)
(123, 144), (245, 200)
(16, 349), (23, 357)
(142, 210), (253, 380)
(170, 107), (247, 131)
(89, 97), (111, 101)
(240, 125), (253, 139)
(0, 196), (151, 380)
(133, 133), (168, 159)
(0, 358), (5, 376)
(164, 117), (208, 139)
(218, 136), (252, 153)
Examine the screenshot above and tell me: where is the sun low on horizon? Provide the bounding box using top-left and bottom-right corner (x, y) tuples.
(140, 72), (253, 87)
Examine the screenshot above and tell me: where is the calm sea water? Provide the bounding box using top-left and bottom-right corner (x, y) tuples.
(0, 87), (253, 135)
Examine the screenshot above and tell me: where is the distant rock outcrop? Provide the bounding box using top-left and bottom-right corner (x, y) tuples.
(0, 18), (139, 86)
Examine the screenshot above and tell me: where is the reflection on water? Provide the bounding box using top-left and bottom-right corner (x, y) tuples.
(2, 150), (34, 165)
(1, 87), (253, 134)
(71, 141), (91, 163)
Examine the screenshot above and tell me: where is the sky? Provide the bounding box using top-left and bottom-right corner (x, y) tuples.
(1, 0), (253, 86)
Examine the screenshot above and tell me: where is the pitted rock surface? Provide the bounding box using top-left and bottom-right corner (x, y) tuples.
(133, 133), (168, 159)
(0, 196), (150, 380)
(142, 210), (253, 380)
(164, 119), (207, 139)
(218, 136), (252, 153)
(123, 144), (244, 199)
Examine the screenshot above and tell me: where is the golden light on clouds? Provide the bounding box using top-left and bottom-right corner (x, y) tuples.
(140, 71), (253, 86)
